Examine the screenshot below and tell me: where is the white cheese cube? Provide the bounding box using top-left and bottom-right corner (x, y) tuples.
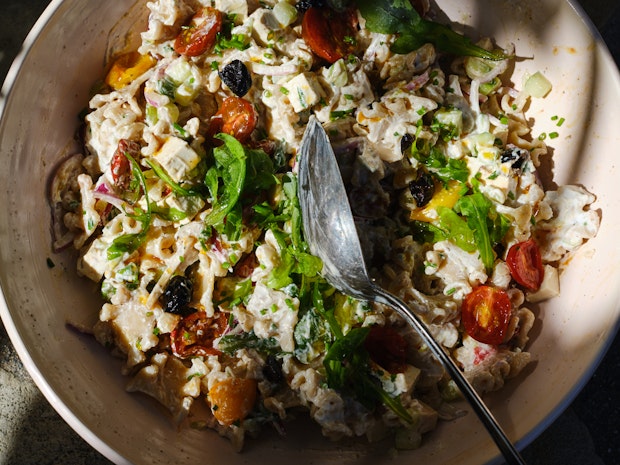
(78, 237), (111, 282)
(153, 137), (200, 183)
(250, 8), (280, 46)
(215, 0), (248, 22)
(283, 73), (325, 113)
(526, 264), (560, 303)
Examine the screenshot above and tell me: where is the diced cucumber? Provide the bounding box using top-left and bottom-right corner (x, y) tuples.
(524, 71), (552, 98)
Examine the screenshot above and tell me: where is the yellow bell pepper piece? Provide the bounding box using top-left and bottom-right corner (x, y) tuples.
(410, 180), (463, 222)
(105, 52), (157, 90)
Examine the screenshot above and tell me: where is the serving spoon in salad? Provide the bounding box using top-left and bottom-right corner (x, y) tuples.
(298, 116), (526, 465)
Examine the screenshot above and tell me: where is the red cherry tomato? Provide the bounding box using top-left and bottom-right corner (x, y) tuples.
(174, 7), (223, 57)
(301, 7), (357, 64)
(170, 311), (228, 358)
(461, 286), (512, 345)
(506, 239), (544, 291)
(209, 96), (257, 143)
(364, 326), (408, 373)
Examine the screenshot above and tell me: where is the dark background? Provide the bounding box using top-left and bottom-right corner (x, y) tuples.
(0, 1), (618, 464)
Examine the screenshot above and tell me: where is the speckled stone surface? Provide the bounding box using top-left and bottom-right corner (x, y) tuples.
(0, 1), (618, 464)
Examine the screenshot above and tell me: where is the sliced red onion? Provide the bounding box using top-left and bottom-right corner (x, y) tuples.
(404, 70), (430, 91)
(145, 87), (168, 107)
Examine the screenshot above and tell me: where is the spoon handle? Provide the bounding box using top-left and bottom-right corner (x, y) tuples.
(372, 285), (526, 465)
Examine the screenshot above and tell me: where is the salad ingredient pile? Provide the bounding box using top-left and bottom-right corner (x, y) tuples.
(50, 0), (600, 452)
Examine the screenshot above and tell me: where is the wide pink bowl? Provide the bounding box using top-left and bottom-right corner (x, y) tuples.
(0, 0), (618, 464)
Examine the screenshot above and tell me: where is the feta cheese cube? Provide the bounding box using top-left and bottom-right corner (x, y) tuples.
(78, 237), (111, 281)
(153, 137), (200, 183)
(283, 73), (325, 113)
(526, 264), (560, 303)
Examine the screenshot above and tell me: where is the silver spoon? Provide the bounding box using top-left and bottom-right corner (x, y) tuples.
(298, 116), (526, 465)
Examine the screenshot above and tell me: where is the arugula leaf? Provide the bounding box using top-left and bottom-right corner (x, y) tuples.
(435, 206), (476, 252)
(309, 284), (414, 423)
(408, 142), (469, 185)
(357, 0), (509, 60)
(453, 192), (496, 270)
(266, 238), (323, 289)
(253, 173), (322, 290)
(218, 330), (282, 356)
(150, 205), (188, 222)
(294, 304), (329, 364)
(323, 326), (371, 390)
(245, 148), (277, 194)
(203, 134), (247, 227)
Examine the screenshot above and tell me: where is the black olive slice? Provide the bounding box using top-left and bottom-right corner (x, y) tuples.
(219, 59), (252, 97)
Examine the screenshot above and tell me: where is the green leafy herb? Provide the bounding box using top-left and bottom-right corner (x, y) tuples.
(244, 148), (278, 194)
(309, 284), (414, 423)
(435, 206), (476, 252)
(330, 108), (356, 121)
(145, 158), (204, 198)
(157, 78), (177, 99)
(453, 192), (510, 271)
(357, 0), (509, 60)
(107, 154), (151, 260)
(218, 330), (282, 356)
(150, 205), (188, 222)
(265, 230), (323, 289)
(214, 15), (250, 55)
(294, 304), (329, 364)
(204, 134), (247, 227)
(408, 137), (469, 184)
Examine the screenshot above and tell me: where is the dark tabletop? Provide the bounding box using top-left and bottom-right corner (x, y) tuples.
(0, 1), (618, 464)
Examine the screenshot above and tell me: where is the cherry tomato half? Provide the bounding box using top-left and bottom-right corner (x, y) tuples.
(364, 326), (408, 373)
(170, 311), (228, 358)
(301, 7), (357, 64)
(174, 7), (223, 57)
(209, 96), (257, 143)
(506, 239), (544, 291)
(461, 286), (511, 345)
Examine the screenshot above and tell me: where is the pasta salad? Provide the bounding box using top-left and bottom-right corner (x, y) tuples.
(49, 0), (600, 452)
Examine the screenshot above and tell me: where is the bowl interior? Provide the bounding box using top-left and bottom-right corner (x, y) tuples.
(0, 0), (618, 464)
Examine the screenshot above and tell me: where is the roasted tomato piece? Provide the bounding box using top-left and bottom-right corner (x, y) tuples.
(171, 311), (228, 358)
(301, 6), (357, 64)
(233, 252), (259, 278)
(174, 7), (223, 57)
(364, 325), (408, 373)
(208, 377), (258, 426)
(209, 96), (257, 143)
(506, 239), (544, 291)
(462, 286), (512, 345)
(111, 139), (141, 193)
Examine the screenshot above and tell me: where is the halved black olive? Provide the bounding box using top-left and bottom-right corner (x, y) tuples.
(263, 355), (284, 384)
(409, 172), (435, 208)
(219, 59), (252, 97)
(161, 275), (193, 315)
(400, 133), (414, 154)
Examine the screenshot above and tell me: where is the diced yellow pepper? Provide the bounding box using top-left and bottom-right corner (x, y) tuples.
(105, 52), (157, 90)
(409, 180), (463, 222)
